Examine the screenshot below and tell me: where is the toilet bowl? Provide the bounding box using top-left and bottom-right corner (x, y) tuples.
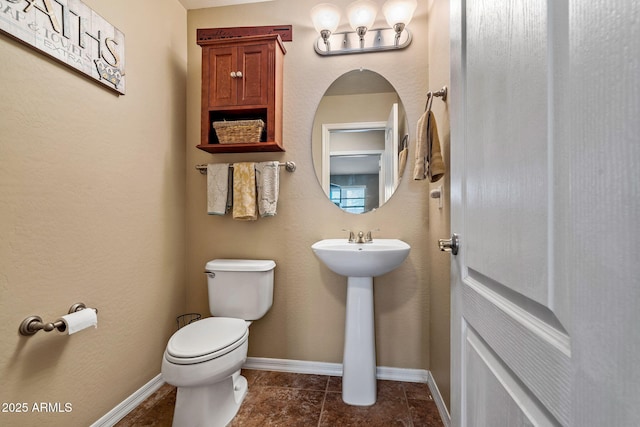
(161, 259), (275, 427)
(161, 317), (249, 427)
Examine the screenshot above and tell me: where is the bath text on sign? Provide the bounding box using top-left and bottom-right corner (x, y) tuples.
(0, 0), (126, 94)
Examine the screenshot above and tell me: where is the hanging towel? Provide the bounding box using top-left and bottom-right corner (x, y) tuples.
(398, 147), (408, 178)
(427, 111), (446, 182)
(232, 162), (257, 221)
(412, 111), (429, 180)
(207, 163), (229, 215)
(256, 161), (280, 217)
(413, 110), (446, 182)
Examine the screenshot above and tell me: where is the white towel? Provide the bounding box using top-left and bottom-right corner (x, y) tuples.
(256, 161), (280, 217)
(207, 163), (229, 215)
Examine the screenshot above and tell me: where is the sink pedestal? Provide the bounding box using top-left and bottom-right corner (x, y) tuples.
(342, 276), (376, 406)
(310, 238), (411, 406)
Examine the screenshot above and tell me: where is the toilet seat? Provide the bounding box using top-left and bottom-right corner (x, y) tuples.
(165, 317), (248, 365)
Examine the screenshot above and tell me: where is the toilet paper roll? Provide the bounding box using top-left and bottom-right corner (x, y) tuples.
(59, 308), (98, 335)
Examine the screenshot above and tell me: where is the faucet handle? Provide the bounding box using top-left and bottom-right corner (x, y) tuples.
(365, 228), (380, 242)
(342, 229), (356, 243)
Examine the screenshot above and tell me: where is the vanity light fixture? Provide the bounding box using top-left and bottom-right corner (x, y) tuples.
(311, 0), (416, 56)
(310, 3), (342, 50)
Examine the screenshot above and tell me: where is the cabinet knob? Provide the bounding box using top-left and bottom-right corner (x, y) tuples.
(236, 71), (243, 78)
(230, 71), (237, 78)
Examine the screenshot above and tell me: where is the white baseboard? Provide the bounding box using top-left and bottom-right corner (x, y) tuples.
(244, 356), (430, 383)
(90, 374), (165, 427)
(244, 357), (342, 376)
(92, 358), (451, 427)
(244, 356), (451, 425)
(427, 370), (452, 427)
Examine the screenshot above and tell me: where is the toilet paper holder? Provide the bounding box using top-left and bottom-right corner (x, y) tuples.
(19, 303), (98, 336)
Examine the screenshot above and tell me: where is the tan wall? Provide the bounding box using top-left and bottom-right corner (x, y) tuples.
(186, 0), (438, 371)
(427, 0), (452, 409)
(0, 1), (187, 425)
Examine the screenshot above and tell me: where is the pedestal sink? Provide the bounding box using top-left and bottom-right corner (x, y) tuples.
(311, 238), (411, 406)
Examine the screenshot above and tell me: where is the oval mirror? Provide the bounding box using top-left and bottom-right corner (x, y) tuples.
(312, 70), (409, 214)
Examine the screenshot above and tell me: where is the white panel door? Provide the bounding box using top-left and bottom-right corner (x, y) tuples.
(450, 1), (640, 426)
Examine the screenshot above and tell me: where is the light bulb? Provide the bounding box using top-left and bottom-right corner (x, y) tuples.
(382, 0), (416, 44)
(310, 3), (341, 34)
(382, 0), (417, 29)
(346, 0), (378, 34)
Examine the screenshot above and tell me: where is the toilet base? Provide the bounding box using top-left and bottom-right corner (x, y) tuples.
(172, 371), (248, 427)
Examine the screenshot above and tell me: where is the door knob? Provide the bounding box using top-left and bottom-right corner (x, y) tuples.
(438, 233), (459, 255)
(230, 71), (237, 78)
(236, 71), (243, 78)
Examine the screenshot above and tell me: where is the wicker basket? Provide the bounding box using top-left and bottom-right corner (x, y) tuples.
(212, 119), (264, 144)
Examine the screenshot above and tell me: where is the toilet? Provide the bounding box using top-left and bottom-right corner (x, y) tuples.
(161, 259), (276, 427)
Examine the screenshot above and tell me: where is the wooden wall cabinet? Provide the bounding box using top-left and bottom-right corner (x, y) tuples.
(197, 33), (286, 153)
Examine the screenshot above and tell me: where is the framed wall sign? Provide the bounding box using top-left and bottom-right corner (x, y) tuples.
(0, 0), (126, 94)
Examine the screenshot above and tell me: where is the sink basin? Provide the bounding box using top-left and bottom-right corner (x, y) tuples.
(311, 239), (411, 277)
(311, 238), (411, 406)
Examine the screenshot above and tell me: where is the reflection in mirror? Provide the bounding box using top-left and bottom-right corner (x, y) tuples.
(312, 69), (409, 214)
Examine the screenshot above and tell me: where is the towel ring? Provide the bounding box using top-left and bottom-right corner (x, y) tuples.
(424, 86), (448, 111)
(425, 92), (434, 112)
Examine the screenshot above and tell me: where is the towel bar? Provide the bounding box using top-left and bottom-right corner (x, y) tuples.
(196, 161), (296, 174)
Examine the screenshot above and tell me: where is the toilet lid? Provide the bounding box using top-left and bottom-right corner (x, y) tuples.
(166, 317), (248, 363)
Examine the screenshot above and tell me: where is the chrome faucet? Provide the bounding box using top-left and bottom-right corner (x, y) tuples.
(344, 229), (377, 243)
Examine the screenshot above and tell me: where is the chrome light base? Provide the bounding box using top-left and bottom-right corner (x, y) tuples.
(314, 27), (412, 56)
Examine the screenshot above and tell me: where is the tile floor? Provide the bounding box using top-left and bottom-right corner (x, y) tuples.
(115, 370), (445, 427)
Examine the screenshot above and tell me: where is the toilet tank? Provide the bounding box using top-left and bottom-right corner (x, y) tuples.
(205, 259), (275, 320)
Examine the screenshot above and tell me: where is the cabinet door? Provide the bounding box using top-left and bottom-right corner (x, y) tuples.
(237, 43), (269, 106)
(207, 46), (237, 107)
